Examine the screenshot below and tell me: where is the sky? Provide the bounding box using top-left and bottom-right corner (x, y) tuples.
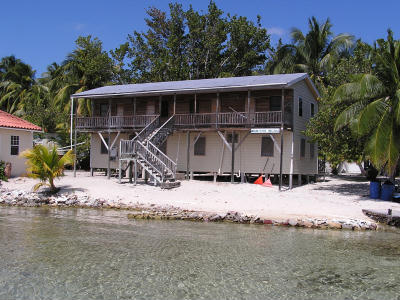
(1, 0), (399, 77)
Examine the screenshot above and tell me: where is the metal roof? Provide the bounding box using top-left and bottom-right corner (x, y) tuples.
(72, 73), (318, 99)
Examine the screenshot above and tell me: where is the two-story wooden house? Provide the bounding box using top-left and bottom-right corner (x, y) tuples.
(71, 73), (319, 189)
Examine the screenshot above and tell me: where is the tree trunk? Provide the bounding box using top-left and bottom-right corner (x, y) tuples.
(357, 162), (367, 177)
(49, 177), (57, 193)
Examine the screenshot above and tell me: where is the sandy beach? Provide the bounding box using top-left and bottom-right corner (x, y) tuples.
(2, 171), (399, 222)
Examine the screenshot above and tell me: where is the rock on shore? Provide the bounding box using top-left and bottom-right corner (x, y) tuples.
(0, 188), (377, 231)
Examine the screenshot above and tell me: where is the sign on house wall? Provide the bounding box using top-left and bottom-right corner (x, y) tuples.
(250, 128), (280, 134)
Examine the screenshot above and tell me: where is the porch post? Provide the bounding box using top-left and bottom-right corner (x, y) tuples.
(173, 94), (176, 114)
(91, 99), (94, 116)
(186, 131), (190, 179)
(73, 100), (77, 178)
(159, 95), (162, 115)
(279, 89), (285, 191)
(216, 92), (220, 129)
(194, 94), (197, 113)
(231, 131), (235, 183)
(247, 90), (251, 123)
(70, 97), (74, 150)
(133, 97), (136, 116)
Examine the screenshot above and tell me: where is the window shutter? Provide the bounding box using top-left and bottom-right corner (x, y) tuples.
(194, 137), (206, 156)
(261, 136), (274, 156)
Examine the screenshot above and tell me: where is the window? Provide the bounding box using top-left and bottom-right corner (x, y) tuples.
(310, 143), (315, 159)
(300, 138), (306, 158)
(298, 97), (303, 117)
(100, 104), (108, 117)
(10, 136), (19, 155)
(261, 136), (274, 157)
(270, 96), (281, 111)
(310, 103), (315, 117)
(101, 137), (109, 154)
(227, 133), (238, 144)
(194, 137), (206, 156)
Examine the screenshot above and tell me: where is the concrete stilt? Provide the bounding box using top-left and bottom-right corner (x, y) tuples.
(213, 172), (217, 183)
(190, 171), (194, 180)
(289, 174), (293, 189)
(298, 174), (302, 186)
(90, 168), (94, 177)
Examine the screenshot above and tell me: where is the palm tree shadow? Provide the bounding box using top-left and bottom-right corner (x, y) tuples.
(313, 175), (371, 198)
(38, 185), (87, 194)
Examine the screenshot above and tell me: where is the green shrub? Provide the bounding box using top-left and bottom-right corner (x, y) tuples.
(0, 161), (7, 181)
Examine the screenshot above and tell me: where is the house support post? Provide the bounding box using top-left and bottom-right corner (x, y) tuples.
(213, 172), (217, 183)
(73, 98), (77, 178)
(186, 131), (190, 179)
(118, 159), (122, 183)
(289, 131), (294, 189)
(129, 161), (133, 183)
(107, 99), (111, 180)
(134, 159), (137, 185)
(90, 168), (94, 176)
(298, 174), (302, 186)
(107, 131), (111, 179)
(231, 131), (235, 183)
(279, 89), (285, 191)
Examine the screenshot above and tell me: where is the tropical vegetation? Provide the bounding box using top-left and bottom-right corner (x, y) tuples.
(20, 144), (74, 192)
(1, 1), (399, 177)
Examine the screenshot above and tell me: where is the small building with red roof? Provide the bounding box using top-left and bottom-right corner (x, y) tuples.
(0, 110), (42, 177)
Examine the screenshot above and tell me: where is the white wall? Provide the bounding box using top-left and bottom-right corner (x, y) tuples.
(166, 130), (293, 174)
(90, 132), (130, 169)
(0, 128), (34, 177)
(291, 80), (319, 175)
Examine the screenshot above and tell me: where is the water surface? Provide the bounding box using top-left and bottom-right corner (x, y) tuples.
(0, 207), (399, 300)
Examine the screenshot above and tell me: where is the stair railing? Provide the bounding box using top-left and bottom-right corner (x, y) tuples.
(120, 116), (160, 155)
(135, 140), (168, 180)
(147, 141), (177, 177)
(148, 115), (175, 146)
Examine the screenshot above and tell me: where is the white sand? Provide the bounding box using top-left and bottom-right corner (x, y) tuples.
(2, 171), (400, 221)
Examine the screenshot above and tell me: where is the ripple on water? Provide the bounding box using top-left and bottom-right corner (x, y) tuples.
(0, 207), (399, 300)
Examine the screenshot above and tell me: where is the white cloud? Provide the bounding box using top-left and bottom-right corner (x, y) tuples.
(73, 23), (86, 31)
(267, 27), (286, 36)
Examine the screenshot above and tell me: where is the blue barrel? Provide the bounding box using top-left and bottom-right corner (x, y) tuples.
(381, 184), (394, 201)
(370, 181), (381, 199)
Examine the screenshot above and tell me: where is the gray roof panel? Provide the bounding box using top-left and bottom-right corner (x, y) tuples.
(72, 73), (311, 98)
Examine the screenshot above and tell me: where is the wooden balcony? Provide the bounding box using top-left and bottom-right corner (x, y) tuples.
(174, 111), (292, 128)
(76, 111), (292, 131)
(76, 115), (158, 131)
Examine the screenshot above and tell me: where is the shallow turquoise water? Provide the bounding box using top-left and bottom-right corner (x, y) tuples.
(0, 207), (399, 300)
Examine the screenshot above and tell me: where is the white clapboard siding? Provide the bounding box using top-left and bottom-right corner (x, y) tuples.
(292, 80), (319, 175)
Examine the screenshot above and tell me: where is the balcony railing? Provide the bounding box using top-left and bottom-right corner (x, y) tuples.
(174, 111), (288, 127)
(77, 111), (292, 130)
(76, 115), (158, 130)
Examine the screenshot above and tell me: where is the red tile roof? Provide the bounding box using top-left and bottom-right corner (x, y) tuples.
(0, 110), (42, 132)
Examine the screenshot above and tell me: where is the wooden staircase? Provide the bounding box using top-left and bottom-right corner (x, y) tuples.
(119, 115), (180, 188)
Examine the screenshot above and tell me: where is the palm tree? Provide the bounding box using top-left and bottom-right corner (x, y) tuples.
(269, 17), (354, 92)
(20, 144), (74, 193)
(53, 36), (113, 116)
(0, 56), (35, 113)
(334, 30), (400, 179)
